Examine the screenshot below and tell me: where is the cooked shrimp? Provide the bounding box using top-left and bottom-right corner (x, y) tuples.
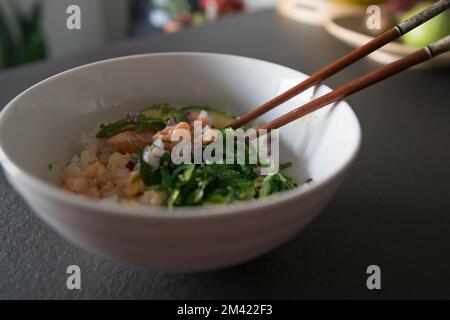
(107, 130), (154, 153)
(153, 122), (191, 150)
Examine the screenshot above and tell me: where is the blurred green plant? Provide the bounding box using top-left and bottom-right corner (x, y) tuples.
(0, 0), (47, 70)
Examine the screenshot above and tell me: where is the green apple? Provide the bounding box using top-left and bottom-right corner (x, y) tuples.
(401, 2), (450, 48)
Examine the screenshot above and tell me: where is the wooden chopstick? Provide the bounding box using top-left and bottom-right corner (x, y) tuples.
(257, 35), (450, 130)
(229, 0), (450, 129)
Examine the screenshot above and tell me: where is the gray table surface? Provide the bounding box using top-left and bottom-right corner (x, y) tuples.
(1, 10), (450, 300)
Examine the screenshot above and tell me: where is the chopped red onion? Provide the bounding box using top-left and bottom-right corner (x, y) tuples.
(126, 160), (136, 171)
(127, 111), (140, 123)
(167, 116), (177, 126)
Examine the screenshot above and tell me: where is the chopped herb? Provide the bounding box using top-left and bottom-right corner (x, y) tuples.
(96, 114), (166, 139)
(93, 103), (298, 207)
(280, 162), (292, 170)
(143, 103), (187, 124)
(138, 149), (162, 186)
(137, 156), (297, 207)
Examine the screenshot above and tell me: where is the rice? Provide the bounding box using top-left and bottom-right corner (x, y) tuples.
(62, 129), (162, 206)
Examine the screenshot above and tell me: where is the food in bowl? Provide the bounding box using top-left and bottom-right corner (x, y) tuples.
(62, 103), (297, 207)
(0, 53), (362, 271)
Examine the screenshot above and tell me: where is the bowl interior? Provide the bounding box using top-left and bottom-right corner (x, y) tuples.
(0, 53), (360, 202)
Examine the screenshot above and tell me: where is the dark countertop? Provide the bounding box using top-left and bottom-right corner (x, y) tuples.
(1, 10), (450, 299)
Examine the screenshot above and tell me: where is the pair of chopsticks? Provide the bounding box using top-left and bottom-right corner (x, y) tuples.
(229, 0), (450, 130)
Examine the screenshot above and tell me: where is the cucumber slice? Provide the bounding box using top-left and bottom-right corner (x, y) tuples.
(141, 103), (187, 123)
(181, 106), (236, 129)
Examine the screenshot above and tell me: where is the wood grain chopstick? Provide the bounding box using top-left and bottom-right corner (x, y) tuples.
(257, 35), (450, 130)
(229, 0), (450, 129)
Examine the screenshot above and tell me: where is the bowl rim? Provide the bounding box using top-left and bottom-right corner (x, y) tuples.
(0, 52), (362, 219)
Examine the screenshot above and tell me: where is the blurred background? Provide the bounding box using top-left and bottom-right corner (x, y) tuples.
(0, 0), (448, 71)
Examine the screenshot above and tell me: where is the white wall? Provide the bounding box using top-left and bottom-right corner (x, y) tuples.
(1, 0), (275, 60)
(0, 0), (129, 59)
(43, 0), (105, 58)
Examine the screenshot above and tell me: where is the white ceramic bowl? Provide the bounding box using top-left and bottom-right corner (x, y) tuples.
(0, 53), (361, 272)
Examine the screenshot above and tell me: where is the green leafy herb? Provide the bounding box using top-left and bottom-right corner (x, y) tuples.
(138, 159), (297, 207)
(96, 114), (166, 139)
(97, 118), (130, 139)
(138, 149), (162, 186)
(279, 162), (292, 170)
(95, 103), (298, 207)
(143, 103), (187, 123)
(137, 116), (167, 131)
